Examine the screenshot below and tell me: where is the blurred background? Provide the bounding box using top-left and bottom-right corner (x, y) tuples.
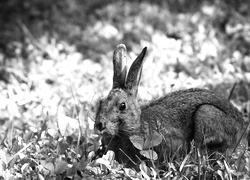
(0, 0), (250, 177)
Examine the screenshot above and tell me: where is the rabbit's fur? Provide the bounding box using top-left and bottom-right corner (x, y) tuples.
(95, 44), (246, 168)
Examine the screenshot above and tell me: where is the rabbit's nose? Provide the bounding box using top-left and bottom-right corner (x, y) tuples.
(95, 121), (106, 131)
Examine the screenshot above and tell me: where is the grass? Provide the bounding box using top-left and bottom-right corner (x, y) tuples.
(0, 0), (250, 179)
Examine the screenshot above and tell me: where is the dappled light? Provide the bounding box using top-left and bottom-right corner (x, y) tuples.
(0, 0), (250, 179)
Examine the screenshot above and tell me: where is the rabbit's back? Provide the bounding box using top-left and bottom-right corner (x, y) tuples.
(141, 88), (244, 155)
(142, 88), (241, 117)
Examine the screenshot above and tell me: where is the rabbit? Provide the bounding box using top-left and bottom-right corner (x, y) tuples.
(94, 44), (246, 168)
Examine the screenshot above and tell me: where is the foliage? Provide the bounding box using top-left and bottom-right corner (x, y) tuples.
(0, 0), (250, 179)
(130, 131), (162, 160)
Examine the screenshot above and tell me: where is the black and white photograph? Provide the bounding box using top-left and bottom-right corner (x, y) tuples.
(0, 0), (250, 179)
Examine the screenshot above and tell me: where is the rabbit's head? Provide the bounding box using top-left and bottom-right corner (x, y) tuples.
(95, 44), (147, 144)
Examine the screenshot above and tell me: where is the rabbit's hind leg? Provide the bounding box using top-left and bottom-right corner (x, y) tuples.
(193, 105), (238, 154)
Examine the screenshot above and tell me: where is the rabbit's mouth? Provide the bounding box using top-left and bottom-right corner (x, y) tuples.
(100, 123), (124, 145)
(98, 118), (128, 146)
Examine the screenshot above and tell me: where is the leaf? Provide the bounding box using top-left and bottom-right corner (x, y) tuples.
(37, 173), (45, 180)
(57, 139), (69, 155)
(123, 168), (138, 178)
(0, 149), (9, 165)
(179, 153), (190, 172)
(217, 170), (224, 180)
(65, 162), (78, 176)
(140, 150), (158, 160)
(47, 128), (58, 138)
(87, 166), (102, 175)
(23, 131), (34, 143)
(150, 167), (157, 179)
(143, 131), (163, 149)
(129, 135), (144, 150)
(139, 162), (151, 180)
(19, 158), (38, 168)
(130, 131), (162, 151)
(42, 162), (55, 172)
(102, 150), (115, 161)
(54, 160), (68, 174)
(95, 158), (111, 169)
(57, 114), (79, 136)
(21, 163), (30, 174)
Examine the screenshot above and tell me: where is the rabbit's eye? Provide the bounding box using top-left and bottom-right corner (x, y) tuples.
(119, 102), (126, 111)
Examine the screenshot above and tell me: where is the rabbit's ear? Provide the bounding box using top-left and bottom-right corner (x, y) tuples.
(126, 47), (147, 96)
(113, 44), (127, 88)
